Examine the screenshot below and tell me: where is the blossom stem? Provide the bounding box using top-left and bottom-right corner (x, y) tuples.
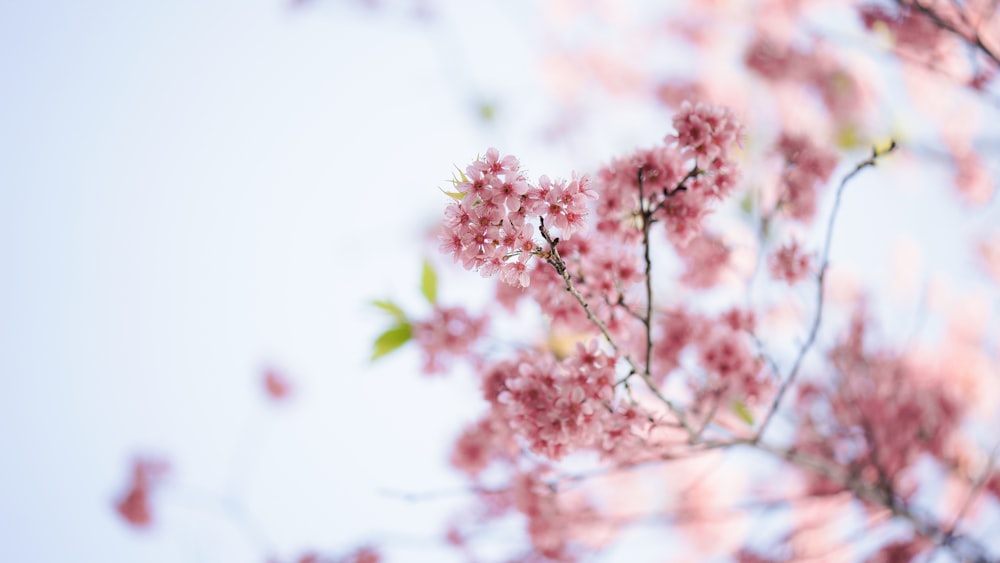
(639, 169), (655, 380)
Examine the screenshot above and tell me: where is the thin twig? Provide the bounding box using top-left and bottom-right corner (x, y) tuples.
(756, 141), (898, 442)
(943, 440), (1000, 549)
(379, 485), (502, 502)
(538, 219), (621, 357)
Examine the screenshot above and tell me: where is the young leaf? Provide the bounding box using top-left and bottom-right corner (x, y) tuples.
(438, 186), (465, 201)
(421, 259), (438, 304)
(478, 102), (496, 122)
(372, 323), (412, 361)
(835, 124), (861, 150)
(451, 164), (469, 185)
(372, 300), (407, 323)
(739, 193), (753, 216)
(733, 401), (755, 426)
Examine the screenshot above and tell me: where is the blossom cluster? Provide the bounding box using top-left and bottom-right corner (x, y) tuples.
(858, 4), (951, 63)
(480, 343), (651, 462)
(796, 311), (963, 491)
(776, 133), (839, 222)
(649, 306), (769, 404)
(114, 458), (170, 528)
(596, 101), (744, 247)
(519, 237), (645, 334)
(768, 239), (813, 284)
(744, 35), (866, 123)
(413, 304), (487, 374)
(439, 148), (597, 287)
(508, 469), (595, 561)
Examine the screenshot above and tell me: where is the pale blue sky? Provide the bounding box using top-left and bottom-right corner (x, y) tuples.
(0, 1), (513, 560)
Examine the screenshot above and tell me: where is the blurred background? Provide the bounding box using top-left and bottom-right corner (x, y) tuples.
(0, 1), (531, 560)
(2, 0), (998, 561)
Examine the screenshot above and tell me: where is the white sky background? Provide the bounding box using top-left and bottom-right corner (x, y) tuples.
(2, 0), (999, 562)
(0, 1), (543, 560)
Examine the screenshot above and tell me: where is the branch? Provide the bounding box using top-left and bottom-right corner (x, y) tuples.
(750, 440), (995, 562)
(907, 0), (1000, 69)
(527, 142), (996, 560)
(379, 485), (502, 502)
(941, 440), (1000, 554)
(639, 169), (655, 378)
(756, 141), (898, 442)
(537, 218), (693, 432)
(537, 219), (622, 358)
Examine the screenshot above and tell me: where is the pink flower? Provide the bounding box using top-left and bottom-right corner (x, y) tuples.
(670, 101), (744, 167)
(414, 305), (487, 374)
(776, 133), (838, 222)
(263, 368), (293, 401)
(450, 413), (517, 477)
(499, 256), (532, 288)
(656, 189), (708, 246)
(679, 232), (731, 289)
(769, 239), (812, 284)
(487, 346), (629, 460)
(652, 307), (702, 382)
(441, 151), (596, 287)
(336, 546), (382, 563)
(114, 458), (170, 528)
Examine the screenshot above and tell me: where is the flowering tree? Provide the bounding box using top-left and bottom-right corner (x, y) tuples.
(115, 1), (1000, 561)
(368, 1), (1000, 561)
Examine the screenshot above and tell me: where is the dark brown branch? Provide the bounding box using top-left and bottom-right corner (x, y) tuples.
(638, 169), (655, 380)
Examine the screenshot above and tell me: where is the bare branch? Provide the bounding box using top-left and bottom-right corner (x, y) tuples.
(756, 141), (898, 442)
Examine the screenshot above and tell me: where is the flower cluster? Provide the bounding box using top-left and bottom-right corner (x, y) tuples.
(413, 305), (487, 374)
(508, 468), (593, 561)
(768, 239), (813, 284)
(114, 458), (170, 528)
(439, 148), (596, 287)
(744, 36), (866, 122)
(515, 236), (644, 336)
(795, 311), (963, 492)
(776, 133), (838, 222)
(494, 345), (612, 459)
(478, 342), (655, 462)
(596, 102), (744, 247)
(670, 101), (745, 170)
(651, 305), (768, 404)
(678, 232), (732, 289)
(697, 324), (768, 404)
(263, 368), (293, 402)
(858, 4), (951, 64)
(449, 411), (518, 478)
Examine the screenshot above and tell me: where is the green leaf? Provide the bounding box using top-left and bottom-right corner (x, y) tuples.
(739, 193), (753, 216)
(451, 164), (469, 185)
(733, 401), (755, 426)
(372, 323), (412, 361)
(372, 300), (407, 323)
(478, 102), (495, 122)
(439, 186), (465, 200)
(835, 123), (861, 150)
(421, 259), (438, 304)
